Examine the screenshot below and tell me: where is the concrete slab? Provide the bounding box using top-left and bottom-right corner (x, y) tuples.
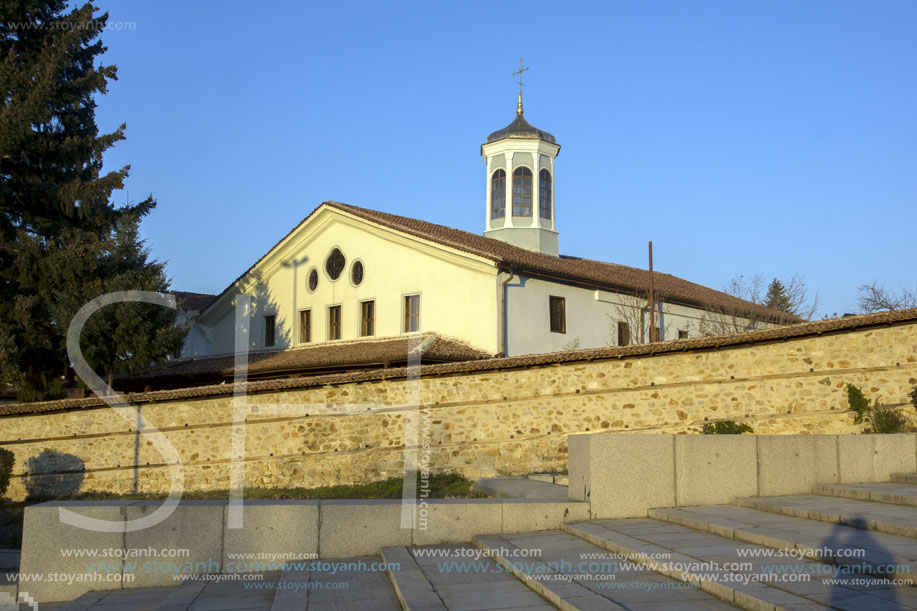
(18, 501), (133, 603)
(221, 501), (318, 572)
(501, 500), (590, 534)
(674, 434), (757, 507)
(756, 435), (837, 497)
(123, 501), (225, 588)
(413, 500), (503, 546)
(318, 501), (411, 558)
(568, 432), (676, 519)
(815, 482), (917, 506)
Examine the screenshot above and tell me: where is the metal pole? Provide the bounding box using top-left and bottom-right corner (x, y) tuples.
(648, 241), (656, 343)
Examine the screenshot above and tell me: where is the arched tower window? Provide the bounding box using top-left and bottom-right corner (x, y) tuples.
(512, 167), (532, 217)
(539, 169), (552, 220)
(491, 169), (505, 219)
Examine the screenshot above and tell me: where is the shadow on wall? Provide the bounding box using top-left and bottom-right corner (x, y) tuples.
(23, 449), (85, 500)
(247, 271), (291, 351)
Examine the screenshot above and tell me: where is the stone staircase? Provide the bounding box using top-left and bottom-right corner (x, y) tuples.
(34, 476), (917, 610)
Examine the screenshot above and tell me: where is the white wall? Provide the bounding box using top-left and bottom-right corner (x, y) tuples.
(195, 208), (502, 357)
(505, 276), (763, 356)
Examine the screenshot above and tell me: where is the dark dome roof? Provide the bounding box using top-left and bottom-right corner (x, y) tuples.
(485, 113), (557, 145)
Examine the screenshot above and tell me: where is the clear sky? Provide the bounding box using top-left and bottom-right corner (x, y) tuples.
(91, 0), (917, 318)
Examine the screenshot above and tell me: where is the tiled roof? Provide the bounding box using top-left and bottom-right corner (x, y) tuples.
(324, 202), (799, 324)
(200, 201), (798, 325)
(172, 291), (217, 312)
(120, 333), (491, 390)
(3, 307), (915, 418)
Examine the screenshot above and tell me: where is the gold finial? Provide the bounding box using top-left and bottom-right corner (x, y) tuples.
(513, 58), (529, 115)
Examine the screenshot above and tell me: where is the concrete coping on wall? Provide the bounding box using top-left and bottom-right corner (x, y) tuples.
(568, 432), (917, 520)
(18, 497), (588, 603)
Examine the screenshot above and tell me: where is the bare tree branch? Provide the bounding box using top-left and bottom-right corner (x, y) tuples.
(857, 281), (917, 313)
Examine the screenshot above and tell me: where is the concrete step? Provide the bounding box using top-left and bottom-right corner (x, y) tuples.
(473, 529), (741, 610)
(0, 549), (19, 571)
(527, 474), (569, 487)
(270, 564), (310, 611)
(472, 477), (571, 500)
(0, 571), (17, 607)
(737, 494), (917, 538)
(892, 473), (917, 485)
(155, 578), (206, 610)
(564, 517), (917, 611)
(815, 482), (917, 507)
(650, 504), (917, 582)
(382, 543), (553, 610)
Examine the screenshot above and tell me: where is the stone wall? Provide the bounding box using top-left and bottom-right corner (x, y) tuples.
(1, 318), (916, 501)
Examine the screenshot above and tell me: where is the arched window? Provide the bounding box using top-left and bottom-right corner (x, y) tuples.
(539, 169), (552, 220)
(512, 167), (532, 217)
(491, 169), (506, 219)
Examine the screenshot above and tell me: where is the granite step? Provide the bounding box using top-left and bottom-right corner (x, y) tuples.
(650, 504), (917, 582)
(382, 543), (553, 610)
(564, 517), (917, 611)
(473, 529), (741, 610)
(892, 474), (917, 485)
(737, 494), (917, 538)
(815, 482), (917, 507)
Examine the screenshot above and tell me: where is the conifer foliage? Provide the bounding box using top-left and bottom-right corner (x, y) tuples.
(1, 1), (185, 400)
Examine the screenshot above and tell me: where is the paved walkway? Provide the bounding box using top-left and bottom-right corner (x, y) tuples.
(472, 477), (570, 500)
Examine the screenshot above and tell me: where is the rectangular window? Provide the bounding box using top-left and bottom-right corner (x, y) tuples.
(361, 300), (375, 337)
(404, 295), (420, 333)
(678, 330), (688, 340)
(264, 315), (276, 347)
(618, 321), (630, 346)
(549, 296), (566, 334)
(328, 305), (341, 340)
(299, 309), (311, 343)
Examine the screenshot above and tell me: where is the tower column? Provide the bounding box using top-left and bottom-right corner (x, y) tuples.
(549, 155), (556, 231)
(485, 155), (492, 229)
(505, 152), (515, 228)
(532, 154), (540, 228)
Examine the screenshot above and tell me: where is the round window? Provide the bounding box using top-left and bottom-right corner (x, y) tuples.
(351, 260), (364, 286)
(308, 268), (318, 292)
(325, 248), (345, 280)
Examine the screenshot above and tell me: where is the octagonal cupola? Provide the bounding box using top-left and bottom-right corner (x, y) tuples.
(482, 71), (561, 257)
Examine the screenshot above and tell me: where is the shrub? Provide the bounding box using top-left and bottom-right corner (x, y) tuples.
(846, 383), (907, 434)
(702, 420), (754, 434)
(0, 449), (14, 498)
(909, 386), (917, 410)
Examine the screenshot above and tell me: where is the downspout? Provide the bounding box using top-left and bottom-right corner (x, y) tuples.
(499, 266), (515, 357)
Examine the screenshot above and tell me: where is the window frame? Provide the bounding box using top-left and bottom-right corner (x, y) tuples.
(403, 293), (421, 334)
(618, 321), (630, 346)
(539, 169), (552, 220)
(299, 309), (312, 344)
(264, 314), (276, 348)
(350, 259), (365, 287)
(307, 267), (319, 292)
(327, 304), (342, 340)
(548, 296), (566, 334)
(360, 299), (375, 337)
(512, 166), (533, 217)
(491, 169), (506, 219)
(325, 247), (346, 281)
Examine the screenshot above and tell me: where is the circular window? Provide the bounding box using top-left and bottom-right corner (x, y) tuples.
(325, 248), (345, 280)
(351, 260), (364, 286)
(308, 268), (318, 292)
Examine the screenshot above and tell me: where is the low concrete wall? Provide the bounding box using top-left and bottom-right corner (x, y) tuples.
(568, 432), (917, 519)
(18, 497), (588, 603)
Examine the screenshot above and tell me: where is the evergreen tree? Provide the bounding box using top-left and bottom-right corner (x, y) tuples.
(764, 278), (793, 314)
(1, 1), (184, 400)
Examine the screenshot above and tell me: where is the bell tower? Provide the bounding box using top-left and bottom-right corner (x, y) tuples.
(482, 61), (561, 257)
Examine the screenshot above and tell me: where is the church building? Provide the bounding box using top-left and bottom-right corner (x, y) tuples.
(143, 91), (795, 389)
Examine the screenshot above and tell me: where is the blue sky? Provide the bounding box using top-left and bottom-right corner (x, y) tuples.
(92, 0), (917, 317)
